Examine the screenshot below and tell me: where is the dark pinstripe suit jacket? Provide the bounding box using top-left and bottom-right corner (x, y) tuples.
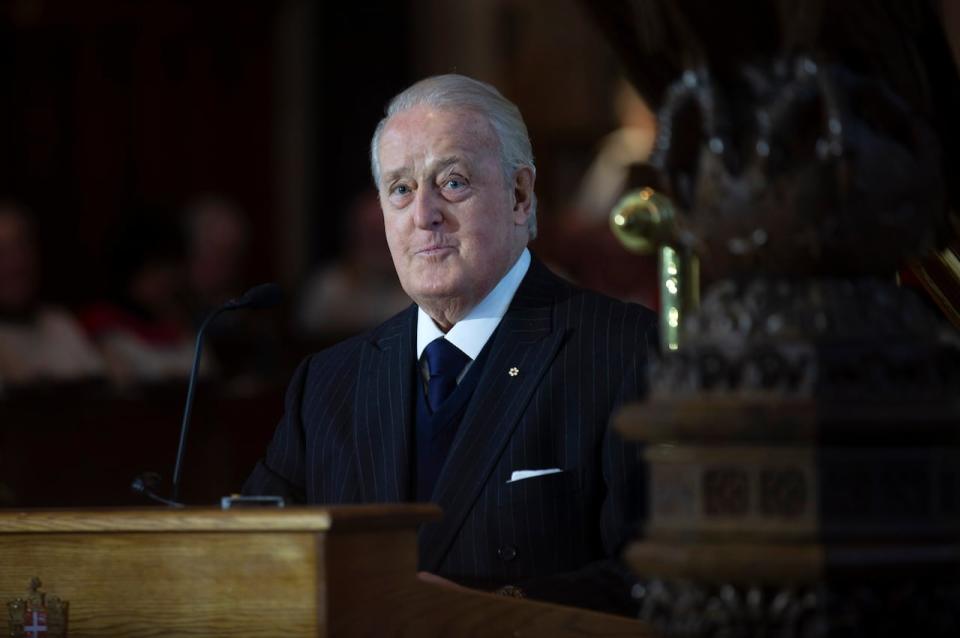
(244, 257), (657, 612)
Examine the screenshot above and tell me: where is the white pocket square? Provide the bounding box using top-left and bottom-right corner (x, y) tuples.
(507, 468), (563, 484)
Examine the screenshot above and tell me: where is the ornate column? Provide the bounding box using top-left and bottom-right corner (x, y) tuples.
(584, 1), (960, 634)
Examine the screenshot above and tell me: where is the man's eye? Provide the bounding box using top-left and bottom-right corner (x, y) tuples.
(444, 178), (466, 190)
(391, 184), (411, 196)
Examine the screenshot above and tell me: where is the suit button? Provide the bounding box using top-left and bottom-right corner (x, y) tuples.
(497, 544), (518, 562)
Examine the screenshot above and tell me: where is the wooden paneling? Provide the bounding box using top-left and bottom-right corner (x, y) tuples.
(1, 532), (319, 637)
(0, 389), (283, 508)
(0, 505), (441, 534)
(1, 507), (655, 637)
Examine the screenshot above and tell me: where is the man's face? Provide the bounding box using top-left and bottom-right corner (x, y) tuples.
(376, 105), (532, 321)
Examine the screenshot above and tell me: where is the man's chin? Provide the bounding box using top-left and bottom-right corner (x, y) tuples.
(404, 266), (462, 294)
(408, 284), (462, 304)
(404, 276), (474, 309)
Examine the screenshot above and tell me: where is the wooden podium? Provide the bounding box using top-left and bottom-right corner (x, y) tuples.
(0, 506), (651, 637)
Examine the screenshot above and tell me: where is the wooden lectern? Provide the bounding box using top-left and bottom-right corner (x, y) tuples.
(0, 506), (651, 637)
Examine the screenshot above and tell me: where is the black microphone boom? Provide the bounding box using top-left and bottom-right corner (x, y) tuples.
(169, 282), (282, 503)
(224, 282), (283, 310)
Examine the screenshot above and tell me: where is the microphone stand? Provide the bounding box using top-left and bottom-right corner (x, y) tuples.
(171, 305), (228, 503)
(131, 283), (282, 506)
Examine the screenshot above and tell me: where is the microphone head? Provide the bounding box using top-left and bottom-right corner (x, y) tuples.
(229, 282), (283, 310)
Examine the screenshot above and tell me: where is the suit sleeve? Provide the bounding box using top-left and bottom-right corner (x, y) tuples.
(512, 311), (656, 616)
(242, 355), (313, 503)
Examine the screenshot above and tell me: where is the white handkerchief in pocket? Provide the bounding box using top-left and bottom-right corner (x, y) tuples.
(507, 468), (563, 484)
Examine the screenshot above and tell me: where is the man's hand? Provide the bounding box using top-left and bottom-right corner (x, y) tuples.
(417, 571), (469, 592)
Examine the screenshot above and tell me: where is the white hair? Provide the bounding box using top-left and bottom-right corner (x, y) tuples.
(370, 74), (538, 239)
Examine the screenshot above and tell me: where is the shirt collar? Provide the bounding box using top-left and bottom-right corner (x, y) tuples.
(416, 248), (531, 360)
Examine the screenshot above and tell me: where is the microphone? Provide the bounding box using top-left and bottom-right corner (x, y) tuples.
(223, 282), (283, 310)
(132, 282), (283, 505)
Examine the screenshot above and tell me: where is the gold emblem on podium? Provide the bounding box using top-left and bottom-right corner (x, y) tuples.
(6, 578), (68, 638)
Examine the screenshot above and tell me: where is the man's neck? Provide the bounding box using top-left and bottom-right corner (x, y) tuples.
(421, 302), (469, 334)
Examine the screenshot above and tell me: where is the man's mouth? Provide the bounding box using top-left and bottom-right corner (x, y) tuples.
(416, 244), (455, 257)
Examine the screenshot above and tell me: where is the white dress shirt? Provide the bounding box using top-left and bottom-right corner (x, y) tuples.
(416, 248), (531, 384)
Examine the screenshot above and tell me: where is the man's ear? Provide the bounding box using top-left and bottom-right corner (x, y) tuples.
(511, 166), (535, 226)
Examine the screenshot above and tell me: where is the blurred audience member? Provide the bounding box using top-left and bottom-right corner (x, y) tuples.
(182, 195), (279, 388)
(80, 211), (206, 388)
(540, 79), (659, 309)
(297, 191), (410, 337)
(184, 195), (250, 309)
(574, 78), (657, 223)
(0, 203), (105, 393)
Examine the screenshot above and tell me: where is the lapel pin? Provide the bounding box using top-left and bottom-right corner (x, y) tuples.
(508, 367), (519, 377)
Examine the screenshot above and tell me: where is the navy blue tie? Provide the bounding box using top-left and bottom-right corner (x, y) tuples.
(423, 337), (470, 413)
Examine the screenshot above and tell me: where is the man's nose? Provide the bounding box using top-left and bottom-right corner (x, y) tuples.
(412, 188), (444, 230)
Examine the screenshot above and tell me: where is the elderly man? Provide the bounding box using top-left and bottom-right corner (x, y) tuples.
(245, 74), (656, 613)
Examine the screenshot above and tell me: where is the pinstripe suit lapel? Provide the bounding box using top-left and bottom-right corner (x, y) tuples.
(419, 259), (570, 571)
(354, 305), (417, 503)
